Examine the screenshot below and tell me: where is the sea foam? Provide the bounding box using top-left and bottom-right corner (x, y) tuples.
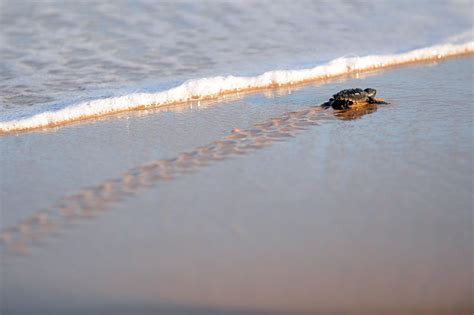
(1, 41), (473, 134)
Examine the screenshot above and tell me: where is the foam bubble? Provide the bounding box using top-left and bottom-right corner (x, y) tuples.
(1, 41), (473, 134)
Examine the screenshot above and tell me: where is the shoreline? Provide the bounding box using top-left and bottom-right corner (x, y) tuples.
(2, 57), (472, 312)
(1, 45), (472, 135)
(1, 56), (472, 256)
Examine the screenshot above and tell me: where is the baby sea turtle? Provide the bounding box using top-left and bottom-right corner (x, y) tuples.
(321, 88), (388, 110)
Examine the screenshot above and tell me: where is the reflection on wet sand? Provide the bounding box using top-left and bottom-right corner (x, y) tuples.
(334, 103), (378, 120)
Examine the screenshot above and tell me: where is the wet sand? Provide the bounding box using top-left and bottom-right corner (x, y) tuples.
(1, 49), (472, 135)
(1, 58), (473, 314)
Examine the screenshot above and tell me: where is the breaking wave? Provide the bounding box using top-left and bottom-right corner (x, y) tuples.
(1, 41), (473, 134)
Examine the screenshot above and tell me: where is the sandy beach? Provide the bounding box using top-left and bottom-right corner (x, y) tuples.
(1, 56), (472, 314)
(2, 1), (474, 314)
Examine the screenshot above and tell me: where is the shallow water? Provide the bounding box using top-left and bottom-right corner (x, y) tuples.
(0, 0), (472, 114)
(1, 57), (472, 314)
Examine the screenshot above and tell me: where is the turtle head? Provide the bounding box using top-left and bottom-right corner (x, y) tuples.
(364, 88), (376, 98)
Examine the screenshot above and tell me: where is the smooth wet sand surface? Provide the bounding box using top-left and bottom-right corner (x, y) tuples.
(1, 58), (473, 314)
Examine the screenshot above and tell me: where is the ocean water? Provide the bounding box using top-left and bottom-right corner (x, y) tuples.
(0, 0), (473, 132)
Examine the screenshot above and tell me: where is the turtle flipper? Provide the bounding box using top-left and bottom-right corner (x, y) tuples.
(331, 99), (353, 110)
(321, 98), (353, 110)
(370, 97), (389, 104)
(320, 99), (334, 109)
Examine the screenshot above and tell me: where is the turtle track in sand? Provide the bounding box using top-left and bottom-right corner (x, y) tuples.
(0, 106), (336, 258)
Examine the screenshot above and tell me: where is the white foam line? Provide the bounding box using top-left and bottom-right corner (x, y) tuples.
(1, 41), (473, 133)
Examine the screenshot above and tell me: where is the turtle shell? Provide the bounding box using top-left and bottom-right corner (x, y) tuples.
(333, 88), (369, 102)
